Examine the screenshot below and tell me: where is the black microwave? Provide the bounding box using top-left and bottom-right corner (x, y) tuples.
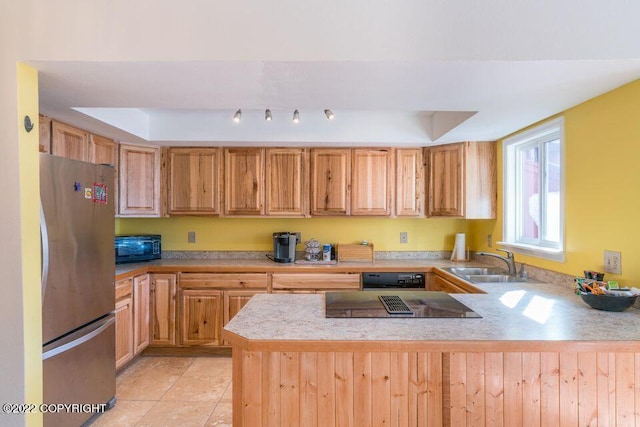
(115, 235), (162, 264)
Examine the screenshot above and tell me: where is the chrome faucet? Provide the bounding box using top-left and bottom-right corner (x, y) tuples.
(476, 249), (517, 275)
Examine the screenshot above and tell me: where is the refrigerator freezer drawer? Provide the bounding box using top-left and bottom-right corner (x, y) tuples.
(43, 315), (116, 427)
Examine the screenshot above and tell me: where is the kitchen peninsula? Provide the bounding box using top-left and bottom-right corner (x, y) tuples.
(223, 279), (640, 427)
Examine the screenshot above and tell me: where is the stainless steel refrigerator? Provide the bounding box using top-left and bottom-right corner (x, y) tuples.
(40, 153), (116, 426)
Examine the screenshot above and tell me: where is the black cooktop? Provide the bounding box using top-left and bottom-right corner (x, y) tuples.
(325, 291), (482, 318)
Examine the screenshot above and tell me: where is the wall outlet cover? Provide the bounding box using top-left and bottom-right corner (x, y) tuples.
(603, 250), (621, 275)
(188, 231), (196, 244)
(400, 232), (408, 244)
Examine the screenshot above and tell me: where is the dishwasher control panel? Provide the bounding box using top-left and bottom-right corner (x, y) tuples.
(362, 272), (425, 290)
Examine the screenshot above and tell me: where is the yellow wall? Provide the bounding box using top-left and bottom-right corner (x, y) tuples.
(17, 63), (43, 426)
(474, 79), (640, 287)
(117, 217), (473, 252)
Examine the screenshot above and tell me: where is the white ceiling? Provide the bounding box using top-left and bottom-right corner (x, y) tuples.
(31, 2), (640, 146)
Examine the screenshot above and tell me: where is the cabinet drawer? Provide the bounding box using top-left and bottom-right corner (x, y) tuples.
(115, 277), (133, 300)
(271, 273), (360, 290)
(179, 273), (268, 289)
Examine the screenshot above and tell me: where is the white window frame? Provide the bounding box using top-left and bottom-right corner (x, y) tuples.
(500, 117), (565, 262)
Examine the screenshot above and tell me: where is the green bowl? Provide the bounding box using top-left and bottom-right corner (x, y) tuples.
(580, 293), (637, 312)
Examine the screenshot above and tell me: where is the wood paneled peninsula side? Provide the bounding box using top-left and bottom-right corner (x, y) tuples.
(223, 281), (640, 427)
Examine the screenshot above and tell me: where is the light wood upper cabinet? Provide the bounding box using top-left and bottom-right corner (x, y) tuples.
(224, 148), (264, 216)
(310, 148), (351, 215)
(428, 143), (463, 217)
(51, 120), (89, 161)
(119, 143), (161, 217)
(89, 134), (117, 165)
(395, 148), (425, 217)
(427, 141), (496, 219)
(150, 273), (177, 346)
(265, 148), (308, 216)
(39, 115), (51, 153)
(168, 147), (220, 215)
(351, 148), (393, 216)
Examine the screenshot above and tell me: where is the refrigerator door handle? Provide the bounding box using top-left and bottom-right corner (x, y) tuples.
(40, 202), (50, 301)
(43, 315), (115, 361)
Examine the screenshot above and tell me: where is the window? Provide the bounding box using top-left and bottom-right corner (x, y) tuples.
(502, 117), (564, 261)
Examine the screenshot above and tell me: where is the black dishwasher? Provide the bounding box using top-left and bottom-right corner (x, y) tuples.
(361, 272), (425, 291)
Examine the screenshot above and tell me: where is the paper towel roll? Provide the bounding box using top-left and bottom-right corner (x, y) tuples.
(451, 233), (466, 261)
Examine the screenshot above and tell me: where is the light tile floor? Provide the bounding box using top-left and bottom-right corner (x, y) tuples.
(91, 356), (232, 427)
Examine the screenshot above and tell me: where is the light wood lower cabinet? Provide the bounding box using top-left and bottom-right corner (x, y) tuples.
(180, 290), (223, 346)
(150, 273), (177, 346)
(133, 274), (150, 354)
(223, 290), (266, 345)
(115, 296), (134, 370)
(178, 273), (268, 347)
(271, 273), (361, 293)
(429, 272), (483, 294)
(432, 274), (467, 293)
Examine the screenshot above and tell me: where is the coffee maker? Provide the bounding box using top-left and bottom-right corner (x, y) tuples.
(271, 232), (300, 263)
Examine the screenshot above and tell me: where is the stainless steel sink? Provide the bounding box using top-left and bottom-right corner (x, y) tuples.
(448, 267), (505, 276)
(442, 267), (531, 284)
(464, 274), (528, 283)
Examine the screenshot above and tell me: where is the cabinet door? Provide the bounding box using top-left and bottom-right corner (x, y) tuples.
(133, 274), (150, 354)
(119, 143), (161, 217)
(428, 143), (464, 217)
(115, 296), (134, 370)
(51, 120), (89, 161)
(39, 115), (51, 153)
(223, 290), (265, 345)
(224, 148), (264, 215)
(89, 134), (118, 165)
(168, 147), (220, 215)
(180, 290), (223, 346)
(223, 290), (266, 325)
(310, 149), (350, 215)
(432, 274), (467, 293)
(463, 141), (497, 219)
(150, 274), (177, 346)
(396, 148), (425, 217)
(351, 148), (392, 216)
(265, 148), (307, 216)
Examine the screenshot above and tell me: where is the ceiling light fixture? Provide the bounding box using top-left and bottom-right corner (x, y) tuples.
(324, 109), (335, 120)
(265, 109), (272, 121)
(293, 110), (300, 123)
(233, 109), (242, 123)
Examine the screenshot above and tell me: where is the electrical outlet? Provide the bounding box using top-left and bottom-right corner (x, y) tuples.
(400, 232), (408, 244)
(487, 234), (492, 248)
(188, 231), (196, 244)
(604, 250), (621, 275)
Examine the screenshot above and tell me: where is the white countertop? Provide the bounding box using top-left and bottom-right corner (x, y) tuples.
(224, 281), (640, 342)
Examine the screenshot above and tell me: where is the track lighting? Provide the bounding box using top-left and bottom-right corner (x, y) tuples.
(265, 109), (272, 121)
(324, 109), (335, 120)
(233, 109), (241, 123)
(293, 110), (300, 123)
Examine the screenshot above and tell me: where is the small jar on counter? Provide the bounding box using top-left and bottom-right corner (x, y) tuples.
(322, 244), (331, 261)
